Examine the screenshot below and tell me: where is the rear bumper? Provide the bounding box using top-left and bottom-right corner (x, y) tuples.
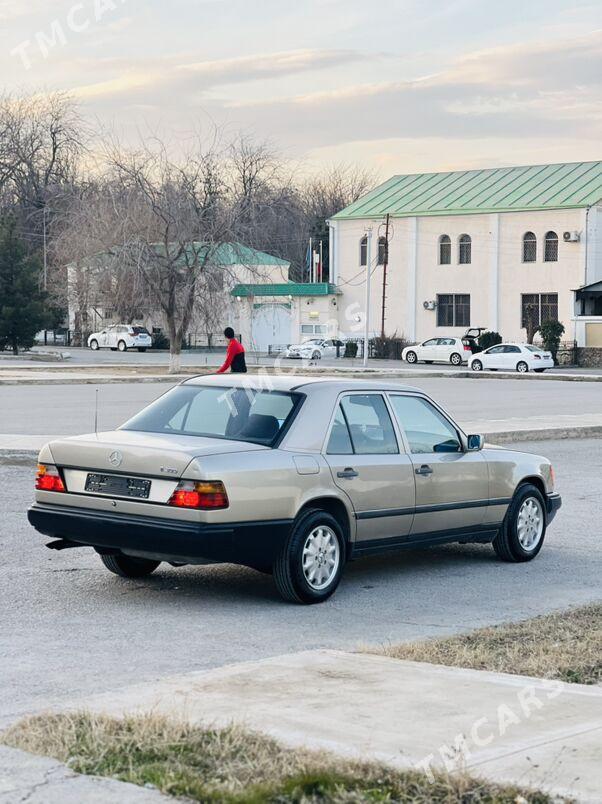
(27, 503), (292, 570)
(546, 492), (562, 524)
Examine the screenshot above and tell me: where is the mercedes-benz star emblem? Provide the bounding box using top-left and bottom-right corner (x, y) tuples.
(108, 450), (123, 468)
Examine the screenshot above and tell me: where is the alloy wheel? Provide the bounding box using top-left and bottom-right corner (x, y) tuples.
(516, 497), (544, 551)
(302, 525), (340, 590)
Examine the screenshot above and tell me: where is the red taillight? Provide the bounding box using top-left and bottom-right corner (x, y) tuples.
(35, 464), (65, 493)
(533, 354), (541, 359)
(168, 481), (229, 510)
(464, 345), (471, 351)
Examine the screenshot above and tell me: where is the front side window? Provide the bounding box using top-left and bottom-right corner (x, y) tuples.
(544, 231), (558, 262)
(439, 235), (451, 265)
(523, 232), (537, 262)
(486, 345), (505, 354)
(389, 395), (461, 454)
(339, 394), (398, 455)
(122, 385), (302, 447)
(360, 236), (368, 266)
(437, 294), (470, 327)
(459, 234), (472, 264)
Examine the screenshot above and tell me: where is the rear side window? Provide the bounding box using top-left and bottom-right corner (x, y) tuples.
(389, 395), (461, 454)
(339, 394), (398, 455)
(326, 407), (353, 455)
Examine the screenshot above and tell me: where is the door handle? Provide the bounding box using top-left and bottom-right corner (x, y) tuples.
(337, 468), (359, 479)
(415, 464), (433, 476)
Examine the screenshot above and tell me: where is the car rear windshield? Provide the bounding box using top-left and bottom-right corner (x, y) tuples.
(131, 327), (150, 335)
(121, 385), (303, 446)
(524, 345), (544, 352)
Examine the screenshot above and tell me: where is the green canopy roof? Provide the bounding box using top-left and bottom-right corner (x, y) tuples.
(231, 282), (338, 298)
(333, 161), (602, 220)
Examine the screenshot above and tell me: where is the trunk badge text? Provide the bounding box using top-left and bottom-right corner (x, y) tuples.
(160, 467), (178, 475)
(108, 451), (123, 468)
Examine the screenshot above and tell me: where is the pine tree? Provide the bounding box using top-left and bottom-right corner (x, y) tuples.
(0, 218), (49, 355)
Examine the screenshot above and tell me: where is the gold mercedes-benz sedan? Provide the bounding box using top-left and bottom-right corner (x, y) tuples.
(28, 375), (561, 604)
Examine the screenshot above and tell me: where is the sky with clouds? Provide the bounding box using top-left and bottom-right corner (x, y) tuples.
(1, 0), (601, 177)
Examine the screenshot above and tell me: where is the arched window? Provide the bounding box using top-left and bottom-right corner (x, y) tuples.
(377, 236), (388, 266)
(439, 235), (451, 265)
(544, 231), (558, 262)
(359, 236), (368, 266)
(459, 234), (472, 264)
(523, 232), (537, 262)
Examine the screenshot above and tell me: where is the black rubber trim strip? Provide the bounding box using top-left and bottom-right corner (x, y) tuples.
(352, 524), (502, 556)
(356, 497), (512, 520)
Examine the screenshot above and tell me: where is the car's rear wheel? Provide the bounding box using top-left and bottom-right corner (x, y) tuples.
(274, 509), (345, 604)
(89, 339), (99, 351)
(471, 359), (483, 372)
(100, 554), (161, 577)
(493, 483), (546, 562)
(516, 361), (529, 373)
(450, 352), (462, 366)
(406, 351), (417, 364)
(118, 340), (127, 352)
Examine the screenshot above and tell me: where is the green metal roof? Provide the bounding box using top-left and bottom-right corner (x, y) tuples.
(333, 161), (602, 220)
(161, 242), (290, 267)
(231, 282), (338, 298)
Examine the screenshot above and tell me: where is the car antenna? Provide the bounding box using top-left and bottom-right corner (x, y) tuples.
(94, 388), (99, 438)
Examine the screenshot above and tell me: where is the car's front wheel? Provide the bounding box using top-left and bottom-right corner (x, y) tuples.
(100, 554), (161, 577)
(493, 483), (546, 562)
(405, 351), (417, 364)
(89, 339), (99, 351)
(312, 350), (321, 360)
(274, 509), (345, 603)
(471, 359), (483, 372)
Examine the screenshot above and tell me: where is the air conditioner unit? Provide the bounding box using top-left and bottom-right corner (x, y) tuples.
(423, 300), (437, 311)
(563, 231), (581, 242)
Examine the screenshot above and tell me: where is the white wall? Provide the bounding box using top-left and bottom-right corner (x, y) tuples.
(334, 208), (588, 343)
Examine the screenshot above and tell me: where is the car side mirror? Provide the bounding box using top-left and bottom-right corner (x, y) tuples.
(467, 434), (484, 451)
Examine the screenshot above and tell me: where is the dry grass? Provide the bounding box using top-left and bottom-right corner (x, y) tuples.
(370, 604), (602, 685)
(2, 712), (562, 803)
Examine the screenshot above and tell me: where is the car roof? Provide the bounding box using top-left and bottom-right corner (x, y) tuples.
(183, 373), (421, 395)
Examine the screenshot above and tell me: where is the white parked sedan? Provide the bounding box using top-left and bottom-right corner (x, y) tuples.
(88, 325), (152, 353)
(402, 337), (472, 366)
(284, 338), (343, 360)
(469, 344), (554, 373)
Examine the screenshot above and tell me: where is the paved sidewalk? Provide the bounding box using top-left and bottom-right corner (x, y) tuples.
(0, 746), (170, 803)
(68, 650), (602, 803)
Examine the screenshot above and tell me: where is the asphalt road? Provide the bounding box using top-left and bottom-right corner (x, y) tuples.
(1, 437), (600, 728)
(0, 376), (600, 437)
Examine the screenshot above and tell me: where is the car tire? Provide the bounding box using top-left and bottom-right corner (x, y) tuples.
(89, 339), (99, 351)
(312, 351), (321, 360)
(493, 483), (547, 563)
(534, 368), (545, 373)
(450, 352), (462, 366)
(137, 347), (147, 353)
(471, 359), (483, 372)
(100, 554), (161, 578)
(273, 509), (345, 604)
(516, 361), (529, 373)
(118, 340), (127, 352)
(406, 351), (417, 364)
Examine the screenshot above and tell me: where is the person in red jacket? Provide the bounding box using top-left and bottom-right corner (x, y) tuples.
(217, 327), (247, 373)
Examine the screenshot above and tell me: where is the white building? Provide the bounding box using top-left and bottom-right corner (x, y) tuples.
(329, 161), (602, 352)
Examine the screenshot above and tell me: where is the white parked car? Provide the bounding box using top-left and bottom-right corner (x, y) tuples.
(88, 325), (152, 353)
(469, 343), (554, 373)
(402, 337), (472, 366)
(284, 338), (343, 360)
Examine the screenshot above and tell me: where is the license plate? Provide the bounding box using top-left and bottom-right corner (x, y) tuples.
(85, 473), (151, 499)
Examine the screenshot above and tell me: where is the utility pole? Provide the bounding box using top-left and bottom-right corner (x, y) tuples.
(380, 213), (390, 338)
(42, 205), (48, 291)
(363, 227), (373, 368)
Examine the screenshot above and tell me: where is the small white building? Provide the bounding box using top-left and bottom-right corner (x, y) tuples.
(329, 161), (602, 352)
